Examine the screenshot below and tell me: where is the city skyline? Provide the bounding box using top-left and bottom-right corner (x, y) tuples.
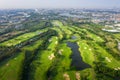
(0, 0), (120, 9)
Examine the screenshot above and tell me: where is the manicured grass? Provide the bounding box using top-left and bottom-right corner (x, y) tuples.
(29, 36), (59, 80)
(0, 20), (119, 80)
(60, 26), (72, 35)
(91, 42), (120, 69)
(85, 31), (104, 42)
(49, 43), (72, 80)
(52, 20), (72, 38)
(33, 50), (54, 80)
(0, 52), (25, 80)
(0, 29), (47, 47)
(80, 68), (96, 80)
(71, 26), (104, 42)
(22, 39), (43, 51)
(52, 20), (63, 27)
(52, 27), (63, 39)
(48, 37), (58, 49)
(0, 39), (44, 80)
(0, 31), (25, 42)
(78, 39), (120, 69)
(49, 42), (95, 80)
(77, 40), (95, 66)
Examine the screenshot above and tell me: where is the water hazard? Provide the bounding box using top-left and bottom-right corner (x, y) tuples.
(67, 42), (91, 70)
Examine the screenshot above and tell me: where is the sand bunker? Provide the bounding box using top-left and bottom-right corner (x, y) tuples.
(48, 53), (55, 60)
(76, 72), (80, 80)
(63, 73), (70, 80)
(105, 57), (111, 62)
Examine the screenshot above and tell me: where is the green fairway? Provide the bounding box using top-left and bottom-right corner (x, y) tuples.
(52, 20), (72, 38)
(0, 39), (44, 80)
(91, 42), (120, 69)
(0, 29), (47, 47)
(52, 27), (63, 39)
(29, 36), (59, 80)
(47, 42), (72, 80)
(77, 41), (95, 66)
(71, 26), (104, 42)
(0, 52), (25, 80)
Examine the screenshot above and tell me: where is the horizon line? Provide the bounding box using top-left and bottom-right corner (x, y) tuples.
(0, 7), (120, 10)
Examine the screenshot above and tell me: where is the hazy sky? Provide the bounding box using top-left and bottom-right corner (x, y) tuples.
(0, 0), (120, 9)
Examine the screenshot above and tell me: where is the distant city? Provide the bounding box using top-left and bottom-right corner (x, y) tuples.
(0, 8), (120, 33)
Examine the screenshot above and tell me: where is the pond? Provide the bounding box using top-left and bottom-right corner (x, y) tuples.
(67, 42), (91, 70)
(71, 36), (77, 39)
